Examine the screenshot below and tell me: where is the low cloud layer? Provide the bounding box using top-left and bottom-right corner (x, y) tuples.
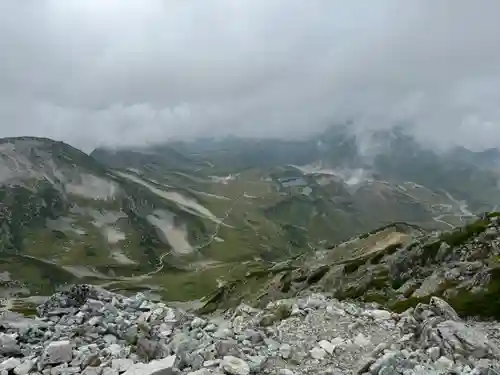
(1, 1), (500, 151)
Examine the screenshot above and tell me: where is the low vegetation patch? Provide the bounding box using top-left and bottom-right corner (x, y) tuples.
(447, 267), (500, 320)
(440, 218), (489, 247)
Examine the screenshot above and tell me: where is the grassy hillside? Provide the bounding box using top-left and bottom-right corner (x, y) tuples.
(3, 132), (499, 304)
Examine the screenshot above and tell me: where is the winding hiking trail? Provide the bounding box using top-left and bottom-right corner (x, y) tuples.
(100, 194), (243, 285)
(433, 214), (456, 229)
(144, 195), (240, 278)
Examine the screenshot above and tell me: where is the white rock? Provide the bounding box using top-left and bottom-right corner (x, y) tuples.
(103, 334), (117, 345)
(42, 340), (73, 365)
(164, 308), (176, 322)
(203, 360), (221, 368)
(291, 304), (302, 316)
(427, 347), (441, 362)
(278, 369), (295, 375)
(326, 305), (346, 316)
(370, 343), (389, 358)
(87, 316), (102, 326)
(214, 327), (233, 339)
(318, 340), (335, 355)
(0, 358), (21, 371)
(112, 359), (134, 373)
(231, 316), (245, 334)
(137, 312), (151, 324)
(13, 360), (34, 375)
(330, 337), (346, 348)
(310, 347), (327, 360)
(150, 307), (166, 321)
(54, 366), (82, 375)
(139, 301), (155, 311)
(187, 370), (213, 375)
(366, 309), (392, 320)
(0, 333), (19, 355)
(191, 317), (207, 329)
(246, 356), (267, 372)
(280, 344), (292, 359)
(319, 367), (345, 375)
(102, 368), (119, 375)
(107, 344), (123, 357)
(434, 356), (453, 372)
(205, 323), (217, 332)
(123, 355), (176, 375)
(305, 294), (327, 309)
(436, 320), (495, 359)
(81, 367), (102, 375)
(220, 356), (250, 375)
(353, 333), (371, 347)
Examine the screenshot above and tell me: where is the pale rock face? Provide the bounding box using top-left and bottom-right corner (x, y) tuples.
(280, 343), (292, 359)
(318, 340), (335, 355)
(354, 333), (371, 347)
(411, 273), (445, 299)
(111, 358), (134, 373)
(310, 347), (327, 360)
(40, 340), (73, 366)
(0, 333), (20, 356)
(101, 368), (119, 375)
(122, 355), (177, 375)
(434, 356), (454, 372)
(220, 356), (250, 375)
(0, 358), (21, 372)
(65, 174), (119, 200)
(365, 309), (392, 321)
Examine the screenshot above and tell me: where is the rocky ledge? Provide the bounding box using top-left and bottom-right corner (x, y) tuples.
(1, 285), (500, 375)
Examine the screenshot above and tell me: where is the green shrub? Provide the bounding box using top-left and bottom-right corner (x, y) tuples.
(440, 219), (489, 247)
(343, 258), (367, 274)
(363, 292), (390, 305)
(390, 296), (431, 313)
(448, 267), (500, 319)
(421, 241), (442, 264)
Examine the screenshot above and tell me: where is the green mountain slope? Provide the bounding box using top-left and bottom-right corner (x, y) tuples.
(0, 137), (221, 298)
(2, 129), (500, 306)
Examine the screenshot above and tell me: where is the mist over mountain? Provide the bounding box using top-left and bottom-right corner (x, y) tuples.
(1, 1), (500, 152)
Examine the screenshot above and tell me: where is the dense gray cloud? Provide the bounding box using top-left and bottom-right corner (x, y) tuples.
(1, 0), (500, 151)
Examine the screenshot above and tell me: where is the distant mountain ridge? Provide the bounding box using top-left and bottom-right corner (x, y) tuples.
(1, 128), (499, 304)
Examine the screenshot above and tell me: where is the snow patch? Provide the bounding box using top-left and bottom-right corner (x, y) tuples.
(194, 191), (230, 200)
(65, 174), (119, 200)
(110, 249), (137, 265)
(103, 227), (126, 244)
(61, 266), (112, 279)
(88, 210), (126, 227)
(116, 171), (219, 223)
(147, 210), (193, 254)
(46, 217), (86, 235)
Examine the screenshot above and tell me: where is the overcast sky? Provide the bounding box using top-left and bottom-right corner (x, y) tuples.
(1, 0), (500, 151)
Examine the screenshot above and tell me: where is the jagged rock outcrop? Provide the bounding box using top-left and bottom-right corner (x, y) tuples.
(1, 285), (500, 375)
(200, 213), (500, 321)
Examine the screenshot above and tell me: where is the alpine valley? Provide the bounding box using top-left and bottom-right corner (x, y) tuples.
(1, 125), (500, 310)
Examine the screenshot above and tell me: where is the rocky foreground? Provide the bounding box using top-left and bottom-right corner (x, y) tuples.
(1, 286), (500, 375)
